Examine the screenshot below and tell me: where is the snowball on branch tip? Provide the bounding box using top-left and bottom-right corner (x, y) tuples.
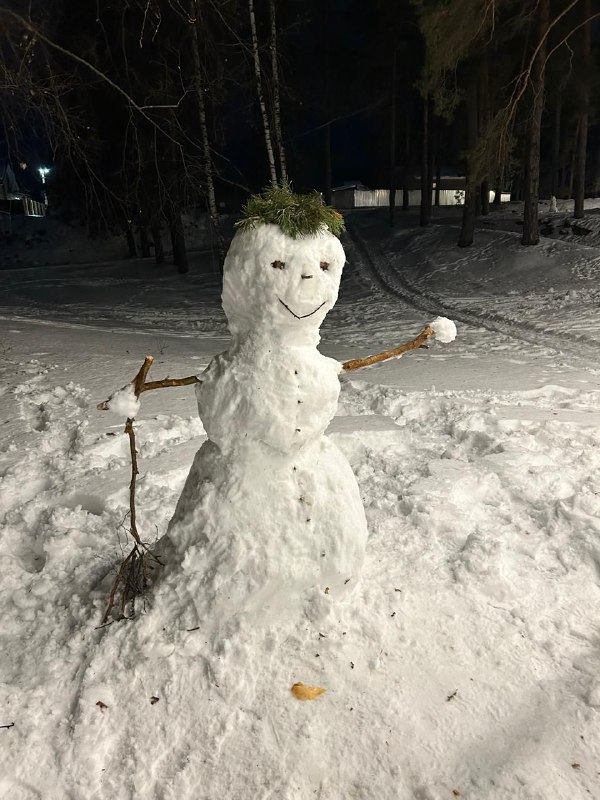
(429, 316), (457, 344)
(99, 383), (141, 419)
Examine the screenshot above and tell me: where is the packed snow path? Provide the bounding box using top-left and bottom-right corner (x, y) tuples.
(346, 209), (600, 362)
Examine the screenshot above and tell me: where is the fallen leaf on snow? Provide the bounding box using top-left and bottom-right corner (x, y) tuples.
(291, 682), (326, 701)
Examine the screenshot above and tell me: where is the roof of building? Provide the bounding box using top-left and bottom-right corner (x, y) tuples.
(0, 162), (21, 194)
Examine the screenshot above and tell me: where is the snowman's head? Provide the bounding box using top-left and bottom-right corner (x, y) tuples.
(222, 220), (345, 342)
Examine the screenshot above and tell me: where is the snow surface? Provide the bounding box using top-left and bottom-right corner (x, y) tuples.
(1, 202), (600, 799)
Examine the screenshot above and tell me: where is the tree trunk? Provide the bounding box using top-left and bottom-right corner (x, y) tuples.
(389, 49), (397, 228)
(138, 225), (150, 258)
(478, 49), (491, 216)
(324, 122), (332, 206)
(551, 92), (562, 197)
(402, 182), (410, 210)
(125, 224), (137, 258)
(493, 172), (503, 206)
(558, 164), (564, 196)
(573, 0), (591, 219)
(402, 105), (411, 211)
(459, 190), (477, 247)
(435, 157), (441, 207)
(152, 222), (164, 264)
(420, 95), (429, 227)
(522, 0), (549, 246)
(569, 122), (579, 199)
(269, 0), (287, 183)
(513, 171), (521, 203)
(458, 73), (478, 247)
(426, 102), (434, 219)
(249, 0), (278, 185)
(189, 5), (225, 265)
(480, 180), (490, 215)
(169, 210), (188, 274)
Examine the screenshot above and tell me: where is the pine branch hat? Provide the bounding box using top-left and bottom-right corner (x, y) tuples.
(235, 184), (345, 239)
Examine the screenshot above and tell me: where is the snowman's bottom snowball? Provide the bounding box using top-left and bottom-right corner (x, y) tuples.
(163, 435), (368, 619)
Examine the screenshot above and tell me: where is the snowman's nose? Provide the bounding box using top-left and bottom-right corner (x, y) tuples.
(301, 274), (313, 279)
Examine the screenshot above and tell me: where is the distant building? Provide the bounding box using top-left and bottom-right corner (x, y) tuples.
(0, 162), (46, 217)
(331, 181), (372, 209)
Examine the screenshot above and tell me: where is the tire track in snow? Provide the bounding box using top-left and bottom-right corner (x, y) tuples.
(344, 223), (600, 362)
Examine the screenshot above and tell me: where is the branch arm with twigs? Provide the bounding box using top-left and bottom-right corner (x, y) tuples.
(544, 10), (600, 65)
(98, 356), (202, 623)
(501, 0), (598, 149)
(97, 359), (201, 410)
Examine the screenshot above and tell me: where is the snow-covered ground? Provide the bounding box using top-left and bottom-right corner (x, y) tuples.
(1, 204), (600, 800)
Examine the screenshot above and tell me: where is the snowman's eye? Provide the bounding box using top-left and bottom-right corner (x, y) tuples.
(320, 261), (330, 271)
(271, 260), (285, 270)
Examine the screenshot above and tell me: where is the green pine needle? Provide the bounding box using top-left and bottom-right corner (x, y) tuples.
(235, 184), (345, 239)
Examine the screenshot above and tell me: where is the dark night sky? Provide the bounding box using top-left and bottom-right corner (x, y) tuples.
(2, 0), (598, 210)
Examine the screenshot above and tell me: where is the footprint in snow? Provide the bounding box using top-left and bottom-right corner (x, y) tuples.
(14, 379), (89, 434)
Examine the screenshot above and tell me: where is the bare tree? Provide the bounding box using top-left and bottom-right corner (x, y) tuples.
(248, 0), (278, 185)
(189, 0), (225, 262)
(389, 47), (398, 227)
(522, 0), (549, 246)
(573, 0), (591, 219)
(551, 83), (564, 198)
(414, 0), (501, 244)
(458, 71), (479, 247)
(419, 94), (430, 227)
(269, 0), (287, 184)
(478, 50), (490, 215)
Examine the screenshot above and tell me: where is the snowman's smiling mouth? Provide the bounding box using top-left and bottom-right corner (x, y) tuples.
(278, 298), (327, 319)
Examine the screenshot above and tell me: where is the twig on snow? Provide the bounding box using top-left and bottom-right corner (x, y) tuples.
(93, 620), (114, 630)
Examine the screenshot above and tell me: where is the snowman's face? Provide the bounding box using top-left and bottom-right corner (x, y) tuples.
(222, 224), (345, 339)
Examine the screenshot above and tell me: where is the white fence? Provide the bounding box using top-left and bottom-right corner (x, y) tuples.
(354, 189), (391, 207)
(335, 188), (511, 209)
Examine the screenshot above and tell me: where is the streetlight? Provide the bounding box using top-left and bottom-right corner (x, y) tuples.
(38, 166), (51, 209)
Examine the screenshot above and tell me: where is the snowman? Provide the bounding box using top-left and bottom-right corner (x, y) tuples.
(161, 187), (455, 621)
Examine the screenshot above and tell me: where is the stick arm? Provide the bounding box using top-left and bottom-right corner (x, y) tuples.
(341, 326), (435, 373)
(97, 355), (202, 411)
